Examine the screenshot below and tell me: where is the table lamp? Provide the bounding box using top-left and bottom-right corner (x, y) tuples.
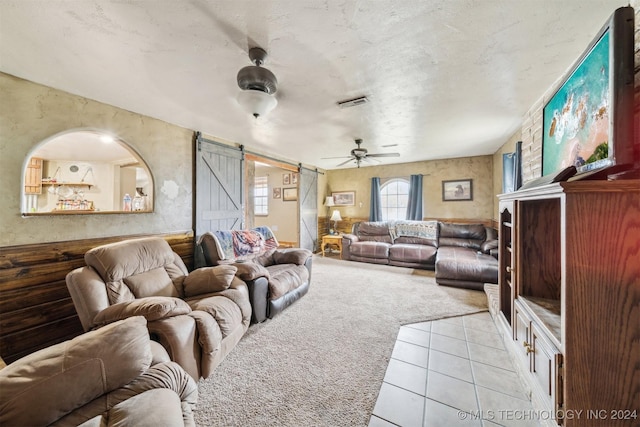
(325, 196), (335, 233)
(330, 209), (342, 235)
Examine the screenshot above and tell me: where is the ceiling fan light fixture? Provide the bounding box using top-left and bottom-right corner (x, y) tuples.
(237, 89), (278, 118)
(236, 65), (278, 94)
(236, 47), (278, 118)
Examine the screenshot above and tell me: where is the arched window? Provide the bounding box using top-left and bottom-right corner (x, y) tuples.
(380, 178), (409, 221)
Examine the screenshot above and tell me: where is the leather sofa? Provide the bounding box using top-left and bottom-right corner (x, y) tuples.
(0, 316), (198, 427)
(341, 220), (498, 290)
(66, 237), (251, 380)
(199, 226), (312, 323)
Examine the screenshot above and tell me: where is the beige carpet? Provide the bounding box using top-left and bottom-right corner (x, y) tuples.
(195, 255), (488, 426)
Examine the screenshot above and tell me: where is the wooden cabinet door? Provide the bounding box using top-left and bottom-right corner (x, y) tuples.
(531, 322), (563, 413)
(513, 300), (532, 369)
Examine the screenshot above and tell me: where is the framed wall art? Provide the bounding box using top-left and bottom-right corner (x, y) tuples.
(332, 191), (355, 206)
(273, 187), (281, 199)
(442, 179), (473, 201)
(283, 187), (297, 201)
(283, 173), (290, 185)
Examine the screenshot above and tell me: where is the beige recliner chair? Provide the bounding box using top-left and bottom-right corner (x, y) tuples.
(0, 316), (198, 426)
(66, 237), (251, 380)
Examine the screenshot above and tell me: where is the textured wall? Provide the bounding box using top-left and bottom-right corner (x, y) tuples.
(0, 73), (193, 246)
(325, 156), (494, 221)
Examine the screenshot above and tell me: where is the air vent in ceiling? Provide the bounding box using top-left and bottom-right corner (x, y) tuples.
(337, 96), (369, 109)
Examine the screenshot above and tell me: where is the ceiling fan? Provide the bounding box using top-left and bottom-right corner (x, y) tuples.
(324, 139), (400, 168)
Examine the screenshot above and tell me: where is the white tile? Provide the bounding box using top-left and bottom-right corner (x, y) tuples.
(369, 415), (397, 427)
(397, 326), (431, 347)
(476, 386), (542, 427)
(372, 383), (425, 427)
(429, 333), (469, 359)
(464, 328), (505, 350)
(428, 350), (473, 383)
(384, 358), (428, 396)
(372, 314), (539, 427)
(423, 399), (482, 427)
(392, 340), (430, 368)
(471, 362), (528, 400)
(467, 342), (514, 371)
(431, 321), (467, 340)
(406, 321), (432, 333)
(438, 316), (465, 326)
(463, 316), (498, 334)
(425, 371), (478, 414)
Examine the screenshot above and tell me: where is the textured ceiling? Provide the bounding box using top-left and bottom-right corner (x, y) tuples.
(0, 0), (628, 169)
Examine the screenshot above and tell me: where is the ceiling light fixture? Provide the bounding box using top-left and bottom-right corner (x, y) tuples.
(236, 47), (278, 118)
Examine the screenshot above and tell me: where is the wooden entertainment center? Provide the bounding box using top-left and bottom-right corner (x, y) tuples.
(496, 179), (639, 426)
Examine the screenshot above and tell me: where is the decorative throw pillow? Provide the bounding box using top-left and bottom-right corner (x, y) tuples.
(183, 265), (238, 297)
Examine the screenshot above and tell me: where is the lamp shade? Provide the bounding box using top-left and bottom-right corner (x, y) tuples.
(237, 89), (278, 118)
(324, 196), (335, 207)
(330, 210), (342, 222)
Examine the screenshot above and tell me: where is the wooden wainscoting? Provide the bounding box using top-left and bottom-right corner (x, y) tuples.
(0, 231), (194, 364)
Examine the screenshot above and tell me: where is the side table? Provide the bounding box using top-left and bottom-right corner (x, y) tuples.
(321, 234), (342, 257)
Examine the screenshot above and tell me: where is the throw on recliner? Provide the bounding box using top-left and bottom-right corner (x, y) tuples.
(198, 226), (312, 323)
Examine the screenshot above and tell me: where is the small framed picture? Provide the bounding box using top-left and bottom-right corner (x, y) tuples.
(332, 191), (355, 206)
(273, 188), (281, 199)
(283, 187), (297, 201)
(442, 179), (473, 201)
(283, 173), (290, 185)
(292, 173), (299, 184)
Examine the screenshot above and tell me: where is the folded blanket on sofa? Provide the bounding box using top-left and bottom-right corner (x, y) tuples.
(391, 220), (438, 241)
(213, 227), (279, 260)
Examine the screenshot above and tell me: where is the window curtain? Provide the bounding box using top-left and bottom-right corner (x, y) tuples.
(406, 174), (423, 220)
(370, 177), (382, 221)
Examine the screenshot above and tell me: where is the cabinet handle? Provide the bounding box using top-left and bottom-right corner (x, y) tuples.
(523, 341), (534, 354)
(506, 266), (511, 273)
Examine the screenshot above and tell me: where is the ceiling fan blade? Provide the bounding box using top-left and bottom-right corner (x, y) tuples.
(321, 155), (353, 160)
(336, 158), (355, 167)
(367, 152), (400, 158)
(360, 156), (379, 164)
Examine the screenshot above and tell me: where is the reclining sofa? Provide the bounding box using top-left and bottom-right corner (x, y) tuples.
(199, 226), (312, 323)
(0, 316), (198, 427)
(66, 237), (251, 380)
(341, 220), (498, 290)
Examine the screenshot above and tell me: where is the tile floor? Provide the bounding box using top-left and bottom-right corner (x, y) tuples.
(369, 312), (543, 427)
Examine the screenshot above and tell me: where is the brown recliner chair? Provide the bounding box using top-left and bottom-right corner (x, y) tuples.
(66, 237), (251, 380)
(0, 316), (198, 426)
(198, 227), (312, 323)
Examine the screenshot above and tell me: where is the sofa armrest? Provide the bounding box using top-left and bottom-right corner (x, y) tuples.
(273, 248), (312, 265)
(244, 276), (270, 323)
(340, 234), (358, 260)
(480, 239), (498, 254)
(233, 262), (270, 281)
(92, 297), (192, 328)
